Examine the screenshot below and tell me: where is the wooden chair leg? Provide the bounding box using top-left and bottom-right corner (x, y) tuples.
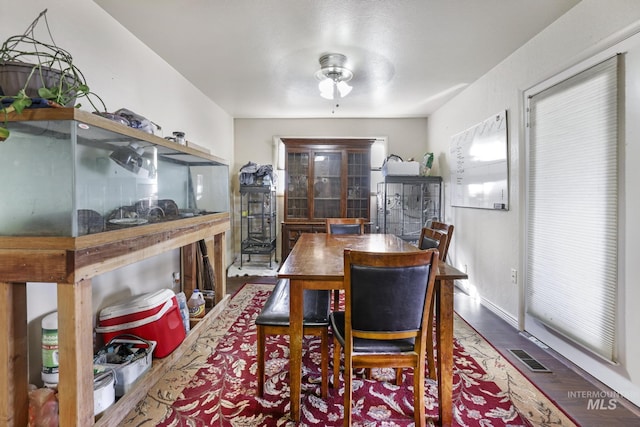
(426, 304), (436, 380)
(332, 335), (341, 388)
(320, 328), (328, 397)
(256, 325), (265, 397)
(333, 290), (340, 310)
(414, 363), (426, 427)
(343, 352), (353, 427)
(395, 368), (403, 385)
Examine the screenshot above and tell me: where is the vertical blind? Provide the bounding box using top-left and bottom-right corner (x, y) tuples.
(526, 56), (619, 362)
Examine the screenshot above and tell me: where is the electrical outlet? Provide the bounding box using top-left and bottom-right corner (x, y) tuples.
(510, 268), (518, 284)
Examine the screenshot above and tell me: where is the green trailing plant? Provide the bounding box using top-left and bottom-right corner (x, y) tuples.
(0, 9), (106, 141)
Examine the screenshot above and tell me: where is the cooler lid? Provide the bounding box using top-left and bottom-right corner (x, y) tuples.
(99, 289), (175, 320)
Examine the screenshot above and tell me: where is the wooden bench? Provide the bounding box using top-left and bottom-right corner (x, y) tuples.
(255, 279), (330, 397)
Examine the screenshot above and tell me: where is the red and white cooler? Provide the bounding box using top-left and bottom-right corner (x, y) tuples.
(95, 289), (185, 358)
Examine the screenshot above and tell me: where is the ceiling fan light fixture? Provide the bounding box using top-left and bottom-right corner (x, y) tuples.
(315, 53), (353, 100)
(335, 80), (352, 97)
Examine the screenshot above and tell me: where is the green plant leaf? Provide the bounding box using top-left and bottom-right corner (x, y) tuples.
(12, 97), (32, 115)
(38, 87), (56, 99)
(0, 126), (9, 141)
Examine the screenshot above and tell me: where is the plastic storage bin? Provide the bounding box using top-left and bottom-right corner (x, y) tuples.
(93, 370), (115, 416)
(94, 334), (156, 397)
(381, 161), (420, 176)
(95, 289), (185, 358)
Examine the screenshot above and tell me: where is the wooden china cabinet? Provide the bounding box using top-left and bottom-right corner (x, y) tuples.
(281, 138), (374, 260)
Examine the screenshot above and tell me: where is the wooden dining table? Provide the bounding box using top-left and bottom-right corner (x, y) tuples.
(277, 233), (468, 425)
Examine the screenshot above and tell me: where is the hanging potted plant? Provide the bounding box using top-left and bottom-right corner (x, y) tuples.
(0, 9), (106, 141)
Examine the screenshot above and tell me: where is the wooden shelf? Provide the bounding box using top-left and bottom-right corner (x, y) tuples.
(5, 108), (228, 166)
(0, 213), (230, 427)
(0, 108), (231, 427)
(95, 295), (231, 426)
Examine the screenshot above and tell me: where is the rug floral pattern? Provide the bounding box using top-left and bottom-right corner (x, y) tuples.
(121, 284), (576, 426)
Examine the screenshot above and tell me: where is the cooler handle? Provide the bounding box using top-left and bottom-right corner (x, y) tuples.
(95, 299), (175, 334)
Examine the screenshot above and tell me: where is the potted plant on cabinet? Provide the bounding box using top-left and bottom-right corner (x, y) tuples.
(0, 9), (106, 141)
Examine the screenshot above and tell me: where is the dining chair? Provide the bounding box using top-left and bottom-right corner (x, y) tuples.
(429, 221), (454, 261)
(255, 279), (330, 398)
(330, 248), (439, 427)
(419, 227), (447, 255)
(418, 227), (449, 379)
(326, 217), (365, 310)
(325, 217), (365, 235)
(363, 228), (445, 382)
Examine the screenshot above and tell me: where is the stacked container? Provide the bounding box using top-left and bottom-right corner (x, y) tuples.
(95, 289), (185, 358)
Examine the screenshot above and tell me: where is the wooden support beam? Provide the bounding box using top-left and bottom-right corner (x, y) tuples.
(57, 280), (94, 427)
(0, 282), (28, 427)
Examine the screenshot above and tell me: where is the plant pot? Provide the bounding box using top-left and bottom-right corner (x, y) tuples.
(0, 61), (76, 106)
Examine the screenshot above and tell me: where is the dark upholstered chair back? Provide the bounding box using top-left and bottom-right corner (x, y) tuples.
(350, 262), (431, 333)
(326, 218), (365, 235)
(330, 223), (362, 235)
(343, 249), (439, 338)
(418, 227), (447, 255)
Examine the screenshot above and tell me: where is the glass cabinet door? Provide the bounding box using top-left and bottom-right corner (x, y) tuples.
(286, 151), (309, 218)
(313, 151), (342, 218)
(346, 151), (370, 219)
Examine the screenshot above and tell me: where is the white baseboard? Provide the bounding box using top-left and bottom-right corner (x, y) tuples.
(455, 281), (518, 329)
(480, 296), (519, 329)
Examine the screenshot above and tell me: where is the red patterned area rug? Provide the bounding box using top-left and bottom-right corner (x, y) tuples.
(121, 283), (577, 426)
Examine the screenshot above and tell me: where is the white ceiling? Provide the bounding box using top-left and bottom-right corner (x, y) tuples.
(95, 0), (579, 119)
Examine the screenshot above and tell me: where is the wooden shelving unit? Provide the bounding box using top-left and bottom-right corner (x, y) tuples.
(0, 213), (230, 426)
(0, 108), (231, 427)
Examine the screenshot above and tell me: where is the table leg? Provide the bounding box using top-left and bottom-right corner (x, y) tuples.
(436, 279), (454, 426)
(213, 233), (227, 303)
(289, 279), (304, 421)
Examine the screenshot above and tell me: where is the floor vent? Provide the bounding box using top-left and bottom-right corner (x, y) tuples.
(507, 349), (551, 373)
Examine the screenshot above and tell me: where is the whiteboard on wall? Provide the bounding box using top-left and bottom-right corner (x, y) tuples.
(449, 111), (509, 210)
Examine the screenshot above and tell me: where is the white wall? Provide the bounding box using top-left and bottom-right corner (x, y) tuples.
(3, 0), (234, 384)
(233, 117), (429, 259)
(426, 0), (640, 406)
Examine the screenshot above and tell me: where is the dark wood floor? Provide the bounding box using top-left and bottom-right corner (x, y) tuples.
(452, 290), (640, 426)
(226, 276), (640, 426)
